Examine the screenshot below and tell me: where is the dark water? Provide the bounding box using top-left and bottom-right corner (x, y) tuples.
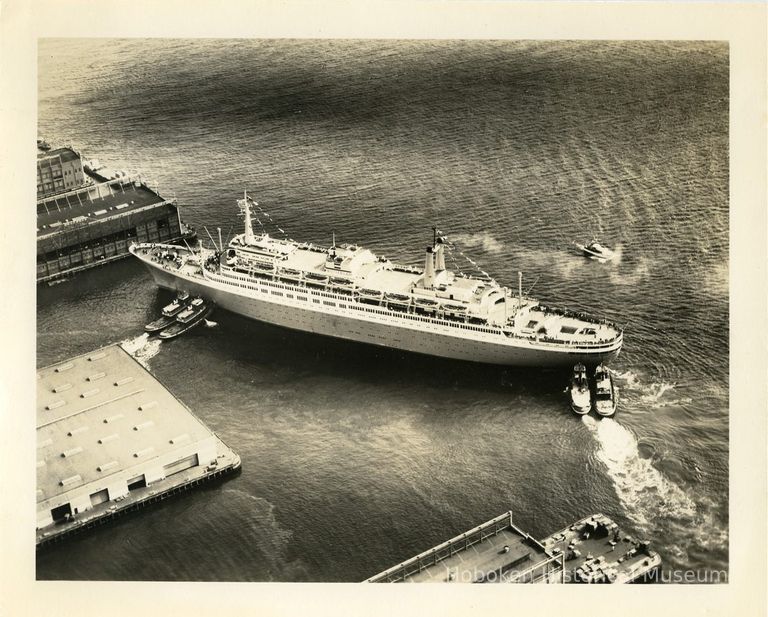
(36, 39), (728, 581)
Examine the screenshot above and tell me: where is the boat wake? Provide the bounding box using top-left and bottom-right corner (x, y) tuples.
(613, 371), (692, 408)
(582, 415), (697, 529)
(119, 333), (162, 370)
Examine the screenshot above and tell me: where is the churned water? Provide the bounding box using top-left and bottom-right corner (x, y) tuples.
(36, 39), (728, 581)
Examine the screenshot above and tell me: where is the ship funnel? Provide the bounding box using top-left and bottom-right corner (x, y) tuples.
(423, 246), (435, 288)
(434, 241), (446, 271)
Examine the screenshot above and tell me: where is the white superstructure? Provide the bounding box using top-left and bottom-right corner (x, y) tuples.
(129, 194), (622, 366)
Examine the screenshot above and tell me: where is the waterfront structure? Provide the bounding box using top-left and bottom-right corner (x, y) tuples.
(365, 511), (661, 583)
(130, 194), (623, 366)
(36, 146), (192, 283)
(36, 344), (240, 543)
(37, 147), (85, 198)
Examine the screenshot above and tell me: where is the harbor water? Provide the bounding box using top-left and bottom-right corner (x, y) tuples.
(36, 39), (728, 581)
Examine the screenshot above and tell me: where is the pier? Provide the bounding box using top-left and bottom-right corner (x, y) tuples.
(36, 145), (192, 284)
(364, 511), (660, 583)
(36, 344), (240, 548)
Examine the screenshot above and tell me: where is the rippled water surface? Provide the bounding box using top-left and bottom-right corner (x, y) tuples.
(36, 39), (728, 581)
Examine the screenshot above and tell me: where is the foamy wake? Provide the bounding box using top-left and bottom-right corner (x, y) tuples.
(613, 371), (693, 409)
(582, 416), (697, 528)
(119, 333), (162, 370)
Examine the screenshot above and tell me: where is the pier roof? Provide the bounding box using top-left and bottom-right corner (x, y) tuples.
(36, 180), (168, 237)
(36, 345), (212, 505)
(366, 512), (553, 583)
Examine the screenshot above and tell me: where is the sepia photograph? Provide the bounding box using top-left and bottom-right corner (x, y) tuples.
(1, 1), (766, 616)
(35, 36), (728, 583)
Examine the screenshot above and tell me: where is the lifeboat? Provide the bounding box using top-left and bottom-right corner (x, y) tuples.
(357, 288), (383, 299)
(253, 261), (275, 273)
(385, 293), (411, 305)
(279, 268), (302, 279)
(442, 303), (468, 313)
(304, 272), (329, 283)
(330, 276), (353, 287)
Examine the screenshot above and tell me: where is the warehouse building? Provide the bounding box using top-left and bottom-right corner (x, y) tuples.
(37, 147), (86, 198)
(36, 345), (234, 532)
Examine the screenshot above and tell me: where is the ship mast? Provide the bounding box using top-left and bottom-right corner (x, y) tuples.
(242, 190), (256, 245)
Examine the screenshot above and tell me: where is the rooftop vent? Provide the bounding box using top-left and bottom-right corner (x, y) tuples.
(53, 383), (72, 393)
(133, 447), (154, 458)
(45, 400), (66, 410)
(88, 352), (107, 361)
(138, 401), (158, 411)
(133, 421), (155, 431)
(103, 414), (123, 424)
(87, 372), (106, 382)
(54, 362), (74, 373)
(67, 426), (89, 436)
(98, 434), (119, 444)
(113, 377), (134, 387)
(80, 388), (100, 398)
(61, 446), (84, 458)
(59, 474), (82, 487)
(97, 461), (119, 472)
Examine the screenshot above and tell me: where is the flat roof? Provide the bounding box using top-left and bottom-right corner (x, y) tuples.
(37, 181), (168, 237)
(366, 512), (551, 583)
(37, 345), (213, 505)
(37, 147), (81, 164)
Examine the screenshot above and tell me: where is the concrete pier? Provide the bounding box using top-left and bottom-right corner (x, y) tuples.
(36, 344), (240, 548)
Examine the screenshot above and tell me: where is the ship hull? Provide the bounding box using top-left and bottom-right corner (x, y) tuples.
(134, 253), (620, 368)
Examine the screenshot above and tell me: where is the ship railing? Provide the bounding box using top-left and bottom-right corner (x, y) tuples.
(207, 267), (623, 348)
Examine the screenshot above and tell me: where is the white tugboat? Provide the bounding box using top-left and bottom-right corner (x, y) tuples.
(569, 363), (592, 415)
(130, 193), (623, 366)
(593, 363), (618, 417)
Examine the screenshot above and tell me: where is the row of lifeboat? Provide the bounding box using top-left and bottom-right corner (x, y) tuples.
(145, 292), (214, 340)
(229, 260), (480, 317)
(569, 362), (617, 417)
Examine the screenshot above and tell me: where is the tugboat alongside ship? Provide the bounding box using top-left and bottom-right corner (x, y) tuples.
(129, 192), (624, 367)
(144, 291), (214, 340)
(568, 362), (618, 417)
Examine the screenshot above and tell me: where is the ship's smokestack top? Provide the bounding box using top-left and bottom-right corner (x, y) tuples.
(423, 245), (435, 288)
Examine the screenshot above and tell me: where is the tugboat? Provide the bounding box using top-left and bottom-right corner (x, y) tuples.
(575, 239), (615, 262)
(569, 363), (592, 415)
(145, 292), (191, 333)
(593, 363), (618, 417)
(159, 298), (213, 340)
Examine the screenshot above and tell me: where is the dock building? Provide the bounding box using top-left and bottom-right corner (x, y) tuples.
(37, 147), (86, 198)
(35, 144), (193, 284)
(36, 344), (240, 545)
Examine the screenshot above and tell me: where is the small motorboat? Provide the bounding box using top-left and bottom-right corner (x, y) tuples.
(159, 299), (214, 340)
(593, 363), (618, 417)
(37, 138), (51, 151)
(575, 239), (615, 262)
(144, 292), (192, 332)
(569, 363), (591, 415)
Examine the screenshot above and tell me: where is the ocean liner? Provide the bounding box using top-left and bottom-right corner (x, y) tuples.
(129, 194), (622, 366)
